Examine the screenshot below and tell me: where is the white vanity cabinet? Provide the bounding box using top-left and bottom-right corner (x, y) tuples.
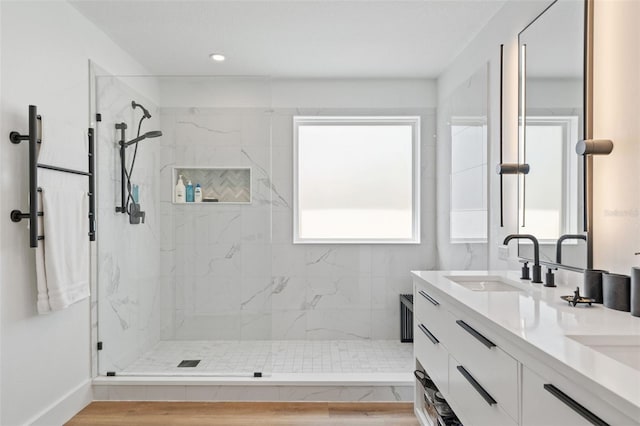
(414, 288), (450, 392)
(444, 310), (519, 420)
(448, 354), (517, 426)
(522, 365), (637, 426)
(413, 276), (640, 426)
(414, 281), (518, 425)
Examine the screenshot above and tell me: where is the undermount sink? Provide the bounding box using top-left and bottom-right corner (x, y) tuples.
(566, 335), (640, 371)
(445, 275), (525, 292)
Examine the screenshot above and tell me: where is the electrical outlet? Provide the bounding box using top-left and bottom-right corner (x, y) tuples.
(498, 245), (509, 261)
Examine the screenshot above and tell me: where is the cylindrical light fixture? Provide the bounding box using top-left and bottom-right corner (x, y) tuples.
(575, 139), (614, 155)
(496, 163), (530, 175)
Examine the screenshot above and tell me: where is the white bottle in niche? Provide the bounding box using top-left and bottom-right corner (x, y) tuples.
(194, 184), (203, 203)
(175, 174), (186, 203)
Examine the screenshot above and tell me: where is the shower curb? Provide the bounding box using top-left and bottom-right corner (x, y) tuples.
(92, 374), (413, 402)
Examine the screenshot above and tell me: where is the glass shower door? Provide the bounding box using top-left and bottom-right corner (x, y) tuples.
(95, 75), (275, 377)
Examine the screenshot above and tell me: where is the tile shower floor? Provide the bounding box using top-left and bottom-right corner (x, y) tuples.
(120, 340), (413, 376)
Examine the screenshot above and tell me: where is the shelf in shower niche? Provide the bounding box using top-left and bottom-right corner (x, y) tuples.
(172, 167), (251, 204)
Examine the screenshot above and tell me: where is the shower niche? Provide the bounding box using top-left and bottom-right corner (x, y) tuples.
(172, 167), (252, 204)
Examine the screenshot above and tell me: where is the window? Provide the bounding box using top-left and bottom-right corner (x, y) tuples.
(449, 117), (488, 243)
(521, 116), (579, 242)
(293, 116), (420, 244)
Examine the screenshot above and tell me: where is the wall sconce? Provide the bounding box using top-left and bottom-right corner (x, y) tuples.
(496, 163), (530, 175)
(576, 139), (614, 155)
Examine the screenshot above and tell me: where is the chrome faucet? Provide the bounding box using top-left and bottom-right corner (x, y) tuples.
(555, 234), (587, 264)
(503, 234), (542, 284)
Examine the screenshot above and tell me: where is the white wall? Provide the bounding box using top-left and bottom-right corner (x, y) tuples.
(592, 0), (640, 274)
(0, 2), (151, 424)
(437, 0), (554, 270)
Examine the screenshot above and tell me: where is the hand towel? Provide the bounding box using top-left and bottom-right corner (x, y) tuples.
(35, 191), (51, 313)
(35, 187), (90, 313)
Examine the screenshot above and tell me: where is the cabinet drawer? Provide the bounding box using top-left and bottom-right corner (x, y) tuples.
(414, 285), (447, 337)
(447, 355), (517, 426)
(522, 365), (638, 426)
(445, 311), (518, 420)
(414, 321), (449, 393)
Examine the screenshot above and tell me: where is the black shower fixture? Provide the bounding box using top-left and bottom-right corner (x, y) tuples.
(132, 100), (152, 119)
(115, 101), (162, 224)
(120, 130), (162, 148)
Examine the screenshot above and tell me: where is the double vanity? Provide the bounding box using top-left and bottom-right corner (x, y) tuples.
(412, 271), (640, 426)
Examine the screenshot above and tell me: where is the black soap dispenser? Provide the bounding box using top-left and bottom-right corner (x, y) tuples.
(545, 267), (556, 287)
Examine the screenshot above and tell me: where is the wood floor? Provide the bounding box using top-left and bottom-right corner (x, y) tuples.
(67, 401), (419, 425)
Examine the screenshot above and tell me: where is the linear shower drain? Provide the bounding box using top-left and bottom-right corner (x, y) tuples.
(177, 360), (201, 368)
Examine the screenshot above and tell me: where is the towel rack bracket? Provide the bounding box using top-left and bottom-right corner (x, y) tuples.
(9, 131), (29, 144)
(10, 210), (29, 222)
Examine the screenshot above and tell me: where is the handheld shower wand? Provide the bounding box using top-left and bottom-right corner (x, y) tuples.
(115, 101), (162, 223)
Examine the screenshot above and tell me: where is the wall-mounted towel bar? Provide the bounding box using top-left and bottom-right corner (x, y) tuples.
(9, 105), (96, 247)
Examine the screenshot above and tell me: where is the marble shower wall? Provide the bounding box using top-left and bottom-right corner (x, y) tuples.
(159, 106), (437, 341)
(96, 76), (162, 373)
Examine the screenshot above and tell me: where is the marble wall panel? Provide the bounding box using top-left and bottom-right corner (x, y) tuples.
(160, 107), (437, 341)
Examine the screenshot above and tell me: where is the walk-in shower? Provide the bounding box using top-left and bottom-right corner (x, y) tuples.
(92, 75), (423, 398)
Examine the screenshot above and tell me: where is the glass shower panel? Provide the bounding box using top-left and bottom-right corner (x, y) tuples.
(95, 75), (274, 377)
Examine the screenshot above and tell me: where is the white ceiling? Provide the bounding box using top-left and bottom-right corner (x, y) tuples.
(70, 0), (507, 78)
(521, 0), (584, 78)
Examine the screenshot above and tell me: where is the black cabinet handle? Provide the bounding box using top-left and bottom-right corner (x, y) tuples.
(457, 366), (496, 406)
(418, 324), (439, 344)
(418, 290), (439, 306)
(543, 384), (609, 426)
(456, 320), (496, 349)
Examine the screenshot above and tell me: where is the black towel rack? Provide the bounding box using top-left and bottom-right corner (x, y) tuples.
(9, 105), (96, 247)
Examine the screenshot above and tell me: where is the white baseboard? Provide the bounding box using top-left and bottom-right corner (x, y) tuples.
(28, 379), (92, 426)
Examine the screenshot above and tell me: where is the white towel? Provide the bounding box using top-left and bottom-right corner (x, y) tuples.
(35, 187), (90, 314)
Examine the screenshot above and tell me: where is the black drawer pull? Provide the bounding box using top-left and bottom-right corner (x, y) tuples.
(543, 384), (609, 426)
(456, 320), (496, 349)
(457, 365), (496, 406)
(418, 290), (439, 306)
(418, 324), (439, 344)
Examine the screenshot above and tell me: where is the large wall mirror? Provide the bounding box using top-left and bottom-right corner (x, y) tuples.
(518, 0), (591, 270)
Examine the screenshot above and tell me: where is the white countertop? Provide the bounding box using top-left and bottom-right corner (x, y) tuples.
(411, 270), (640, 417)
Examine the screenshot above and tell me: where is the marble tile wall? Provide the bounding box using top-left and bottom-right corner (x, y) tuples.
(93, 383), (414, 402)
(159, 107), (437, 341)
(95, 76), (162, 373)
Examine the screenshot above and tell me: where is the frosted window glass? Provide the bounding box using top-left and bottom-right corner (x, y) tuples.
(294, 117), (420, 243)
(523, 124), (565, 240)
(450, 122), (488, 243)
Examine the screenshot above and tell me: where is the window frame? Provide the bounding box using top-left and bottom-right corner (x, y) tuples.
(293, 116), (421, 244)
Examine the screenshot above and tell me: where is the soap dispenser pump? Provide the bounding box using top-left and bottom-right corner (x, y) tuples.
(545, 267), (556, 287)
(520, 261), (530, 280)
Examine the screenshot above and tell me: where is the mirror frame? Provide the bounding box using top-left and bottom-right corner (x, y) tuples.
(516, 0), (594, 272)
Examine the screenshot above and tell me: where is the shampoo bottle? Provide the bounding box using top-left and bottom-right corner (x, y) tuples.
(175, 175), (186, 203)
(194, 184), (203, 203)
(186, 180), (194, 202)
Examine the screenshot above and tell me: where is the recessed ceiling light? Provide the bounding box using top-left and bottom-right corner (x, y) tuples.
(209, 53), (226, 62)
